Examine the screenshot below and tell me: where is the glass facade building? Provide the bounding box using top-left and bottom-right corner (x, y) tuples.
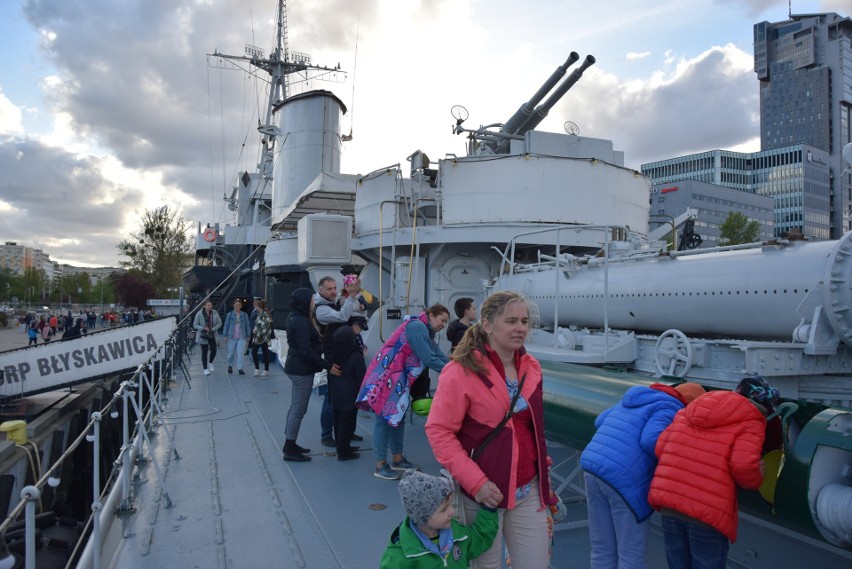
(754, 13), (852, 237)
(642, 144), (831, 239)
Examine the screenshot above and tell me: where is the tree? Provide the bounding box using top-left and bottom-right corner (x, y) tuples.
(20, 267), (48, 307)
(117, 205), (194, 294)
(110, 272), (158, 309)
(718, 211), (760, 246)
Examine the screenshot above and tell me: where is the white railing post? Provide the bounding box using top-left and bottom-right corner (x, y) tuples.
(89, 412), (102, 569)
(120, 383), (136, 505)
(20, 485), (39, 569)
(136, 360), (147, 434)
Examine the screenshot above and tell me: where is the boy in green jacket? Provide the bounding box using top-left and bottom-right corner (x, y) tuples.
(380, 471), (498, 568)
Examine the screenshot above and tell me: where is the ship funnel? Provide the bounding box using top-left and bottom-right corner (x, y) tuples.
(515, 54), (595, 136)
(502, 53), (580, 136)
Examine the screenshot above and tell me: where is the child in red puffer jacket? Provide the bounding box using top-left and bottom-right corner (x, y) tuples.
(649, 376), (780, 569)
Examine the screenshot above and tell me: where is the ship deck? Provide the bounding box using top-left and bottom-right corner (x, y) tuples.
(91, 333), (600, 568)
(1, 324), (851, 567)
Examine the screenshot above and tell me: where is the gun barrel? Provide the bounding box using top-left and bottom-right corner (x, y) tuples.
(516, 55), (596, 135)
(502, 53), (580, 135)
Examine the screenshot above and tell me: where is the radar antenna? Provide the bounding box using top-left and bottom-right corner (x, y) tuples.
(451, 105), (469, 133)
(564, 121), (580, 136)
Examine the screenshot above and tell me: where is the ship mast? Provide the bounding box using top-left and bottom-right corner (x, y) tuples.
(209, 0), (343, 195)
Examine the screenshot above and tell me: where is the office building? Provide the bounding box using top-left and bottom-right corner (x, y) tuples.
(754, 12), (852, 235)
(643, 144), (830, 239)
(648, 179), (774, 247)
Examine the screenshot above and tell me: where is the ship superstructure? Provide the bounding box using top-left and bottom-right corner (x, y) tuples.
(178, 1), (852, 564)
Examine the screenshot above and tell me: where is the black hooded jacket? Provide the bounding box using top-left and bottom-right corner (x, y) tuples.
(284, 288), (331, 375)
(62, 319), (84, 341)
(328, 326), (366, 411)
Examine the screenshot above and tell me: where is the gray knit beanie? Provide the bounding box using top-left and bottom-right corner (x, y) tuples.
(398, 471), (453, 525)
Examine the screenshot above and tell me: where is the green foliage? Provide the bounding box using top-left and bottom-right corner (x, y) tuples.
(718, 211), (761, 246)
(1, 262), (116, 309)
(116, 205), (194, 295)
(110, 271), (158, 309)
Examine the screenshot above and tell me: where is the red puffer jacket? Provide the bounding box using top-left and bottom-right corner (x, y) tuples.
(648, 390), (766, 542)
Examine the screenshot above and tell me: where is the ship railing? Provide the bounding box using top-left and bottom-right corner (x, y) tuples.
(497, 224), (634, 356)
(0, 322), (190, 569)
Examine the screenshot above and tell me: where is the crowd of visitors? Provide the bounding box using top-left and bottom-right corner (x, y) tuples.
(18, 307), (158, 345)
(184, 276), (781, 569)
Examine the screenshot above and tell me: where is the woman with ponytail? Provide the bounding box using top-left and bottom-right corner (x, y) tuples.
(425, 291), (556, 569)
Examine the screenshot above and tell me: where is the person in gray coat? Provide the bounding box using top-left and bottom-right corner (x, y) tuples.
(194, 301), (222, 375)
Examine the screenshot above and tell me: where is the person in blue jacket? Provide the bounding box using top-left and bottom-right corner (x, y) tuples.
(580, 382), (705, 569)
(222, 299), (252, 375)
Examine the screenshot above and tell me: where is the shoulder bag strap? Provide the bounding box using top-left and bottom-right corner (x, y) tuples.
(472, 373), (527, 460)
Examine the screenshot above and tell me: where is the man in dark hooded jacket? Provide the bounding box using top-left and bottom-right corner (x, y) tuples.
(313, 276), (362, 446)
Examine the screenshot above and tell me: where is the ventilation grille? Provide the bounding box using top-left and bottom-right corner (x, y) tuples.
(298, 214), (352, 264)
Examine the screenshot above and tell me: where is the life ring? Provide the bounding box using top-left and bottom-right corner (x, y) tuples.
(203, 228), (217, 242)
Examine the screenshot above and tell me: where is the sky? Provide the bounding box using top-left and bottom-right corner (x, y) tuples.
(0, 0), (848, 268)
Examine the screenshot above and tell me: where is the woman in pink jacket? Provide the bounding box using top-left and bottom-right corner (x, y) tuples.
(425, 291), (555, 569)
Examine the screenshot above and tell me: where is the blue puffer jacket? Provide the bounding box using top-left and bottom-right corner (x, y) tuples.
(580, 384), (684, 521)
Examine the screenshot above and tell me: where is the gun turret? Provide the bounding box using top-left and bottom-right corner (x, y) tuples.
(501, 53), (580, 136)
(515, 54), (595, 136)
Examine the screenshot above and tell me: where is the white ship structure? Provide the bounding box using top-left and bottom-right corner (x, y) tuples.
(181, 0), (852, 561)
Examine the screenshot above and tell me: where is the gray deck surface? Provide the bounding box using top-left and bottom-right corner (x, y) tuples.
(98, 333), (595, 568)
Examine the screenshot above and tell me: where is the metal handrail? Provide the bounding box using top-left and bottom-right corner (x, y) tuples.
(498, 224), (635, 354)
(0, 321), (188, 569)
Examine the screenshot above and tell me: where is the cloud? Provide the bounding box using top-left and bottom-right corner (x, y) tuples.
(5, 0), (842, 270)
(555, 43), (759, 168)
(0, 88), (24, 134)
(626, 51), (651, 61)
(718, 0), (786, 18)
(718, 0), (848, 18)
(0, 136), (144, 266)
(12, 0), (302, 266)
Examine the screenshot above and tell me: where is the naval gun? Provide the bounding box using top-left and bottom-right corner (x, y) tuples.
(500, 52), (581, 137)
(512, 54), (596, 137)
(454, 52), (596, 154)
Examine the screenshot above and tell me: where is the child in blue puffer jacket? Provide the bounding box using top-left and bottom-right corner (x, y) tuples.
(580, 382), (705, 569)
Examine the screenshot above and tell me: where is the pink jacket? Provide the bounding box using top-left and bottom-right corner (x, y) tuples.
(425, 350), (553, 510)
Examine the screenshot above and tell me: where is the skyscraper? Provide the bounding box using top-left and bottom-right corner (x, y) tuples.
(754, 12), (852, 236)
